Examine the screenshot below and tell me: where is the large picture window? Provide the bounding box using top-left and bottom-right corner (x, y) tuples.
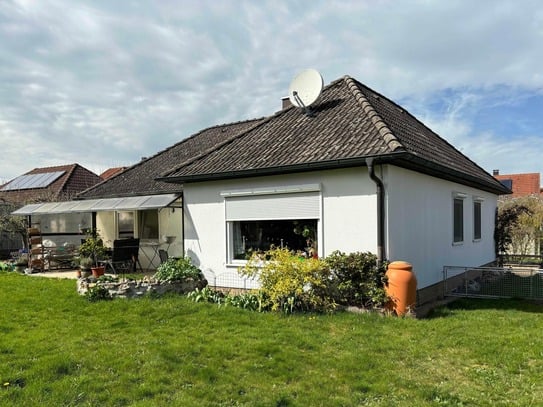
(231, 219), (318, 260)
(223, 185), (321, 263)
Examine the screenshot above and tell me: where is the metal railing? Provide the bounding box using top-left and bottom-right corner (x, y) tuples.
(203, 269), (260, 291)
(443, 265), (543, 300)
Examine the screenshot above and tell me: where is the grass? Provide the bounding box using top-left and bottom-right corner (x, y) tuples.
(1, 272), (542, 406)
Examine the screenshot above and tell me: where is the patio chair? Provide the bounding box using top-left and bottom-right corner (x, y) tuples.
(100, 238), (141, 275)
(158, 249), (169, 264)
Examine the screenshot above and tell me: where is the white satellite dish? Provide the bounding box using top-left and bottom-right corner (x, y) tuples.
(288, 69), (323, 113)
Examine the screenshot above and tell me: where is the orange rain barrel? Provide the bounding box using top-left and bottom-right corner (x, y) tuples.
(385, 261), (417, 316)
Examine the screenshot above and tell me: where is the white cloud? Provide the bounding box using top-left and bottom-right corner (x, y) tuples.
(0, 0), (542, 182)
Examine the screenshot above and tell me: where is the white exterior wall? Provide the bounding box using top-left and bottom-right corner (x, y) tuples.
(184, 165), (499, 289)
(183, 168), (377, 288)
(384, 166), (498, 288)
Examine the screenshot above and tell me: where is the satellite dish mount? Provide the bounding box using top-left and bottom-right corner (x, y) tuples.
(288, 69), (323, 116)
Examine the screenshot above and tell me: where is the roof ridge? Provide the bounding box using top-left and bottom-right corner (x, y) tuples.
(343, 75), (404, 152)
(133, 118), (268, 176)
(56, 164), (78, 197)
(159, 116), (274, 178)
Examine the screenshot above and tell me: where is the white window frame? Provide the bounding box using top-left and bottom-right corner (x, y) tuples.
(222, 184), (322, 265)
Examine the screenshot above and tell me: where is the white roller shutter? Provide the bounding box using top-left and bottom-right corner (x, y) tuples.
(225, 191), (320, 221)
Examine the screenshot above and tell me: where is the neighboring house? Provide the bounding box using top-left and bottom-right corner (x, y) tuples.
(157, 75), (509, 293)
(493, 170), (541, 197)
(2, 164), (102, 252)
(13, 75), (509, 298)
(0, 164), (102, 205)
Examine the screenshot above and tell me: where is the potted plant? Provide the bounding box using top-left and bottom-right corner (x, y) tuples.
(15, 254), (28, 273)
(78, 256), (93, 278)
(78, 231), (106, 277)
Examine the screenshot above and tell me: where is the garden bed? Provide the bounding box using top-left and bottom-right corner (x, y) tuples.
(77, 276), (207, 299)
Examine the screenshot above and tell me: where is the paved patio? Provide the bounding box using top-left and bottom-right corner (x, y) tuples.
(29, 269), (80, 279)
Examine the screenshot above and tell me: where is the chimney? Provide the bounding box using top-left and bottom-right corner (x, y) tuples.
(493, 169), (499, 176)
(281, 97), (292, 109)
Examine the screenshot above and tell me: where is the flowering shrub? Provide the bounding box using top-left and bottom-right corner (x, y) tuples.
(239, 247), (335, 313)
(154, 257), (203, 282)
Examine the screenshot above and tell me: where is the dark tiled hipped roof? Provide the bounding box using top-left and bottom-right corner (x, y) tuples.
(160, 76), (508, 195)
(79, 119), (265, 199)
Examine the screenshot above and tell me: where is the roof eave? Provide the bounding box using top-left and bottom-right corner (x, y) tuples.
(157, 151), (510, 196)
(392, 154), (511, 195)
(157, 151), (405, 184)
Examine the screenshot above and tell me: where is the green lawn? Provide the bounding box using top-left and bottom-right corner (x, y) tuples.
(1, 272), (542, 406)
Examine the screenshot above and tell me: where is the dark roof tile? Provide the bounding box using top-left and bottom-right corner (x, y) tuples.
(79, 119), (265, 199)
(160, 75), (507, 194)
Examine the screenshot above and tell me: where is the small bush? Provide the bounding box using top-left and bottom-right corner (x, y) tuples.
(154, 257), (203, 282)
(240, 247), (335, 313)
(224, 291), (265, 311)
(187, 286), (225, 304)
(85, 285), (112, 302)
(325, 250), (387, 308)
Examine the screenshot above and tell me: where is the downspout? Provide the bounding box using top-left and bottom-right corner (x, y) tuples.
(180, 192), (185, 256)
(366, 158), (386, 265)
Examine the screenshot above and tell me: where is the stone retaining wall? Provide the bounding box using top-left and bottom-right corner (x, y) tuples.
(77, 277), (207, 299)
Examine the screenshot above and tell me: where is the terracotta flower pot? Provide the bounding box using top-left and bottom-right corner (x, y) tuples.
(91, 266), (106, 278)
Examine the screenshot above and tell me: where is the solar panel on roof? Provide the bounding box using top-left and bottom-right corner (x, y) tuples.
(0, 171), (65, 191)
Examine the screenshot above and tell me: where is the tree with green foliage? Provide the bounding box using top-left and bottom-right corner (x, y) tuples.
(495, 195), (543, 257)
(0, 201), (27, 248)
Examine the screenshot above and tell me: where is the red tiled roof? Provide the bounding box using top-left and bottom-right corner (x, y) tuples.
(100, 167), (127, 180)
(494, 173), (540, 197)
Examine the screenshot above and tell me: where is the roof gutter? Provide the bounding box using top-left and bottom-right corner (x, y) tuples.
(157, 151), (509, 196)
(366, 157), (386, 266)
(157, 152), (407, 184)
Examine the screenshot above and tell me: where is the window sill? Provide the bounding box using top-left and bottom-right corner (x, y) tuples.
(452, 241), (463, 246)
(226, 262), (247, 268)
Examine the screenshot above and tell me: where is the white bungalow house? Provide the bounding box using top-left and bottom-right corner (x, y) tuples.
(14, 74), (509, 298)
(155, 75), (509, 296)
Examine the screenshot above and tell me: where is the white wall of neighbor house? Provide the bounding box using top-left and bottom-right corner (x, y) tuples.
(384, 165), (498, 288)
(183, 168), (378, 289)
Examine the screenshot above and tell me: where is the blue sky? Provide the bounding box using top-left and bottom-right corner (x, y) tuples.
(1, 0), (542, 182)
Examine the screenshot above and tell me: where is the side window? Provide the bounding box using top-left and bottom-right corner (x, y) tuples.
(453, 196), (465, 244)
(473, 200), (482, 241)
(117, 211), (134, 239)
